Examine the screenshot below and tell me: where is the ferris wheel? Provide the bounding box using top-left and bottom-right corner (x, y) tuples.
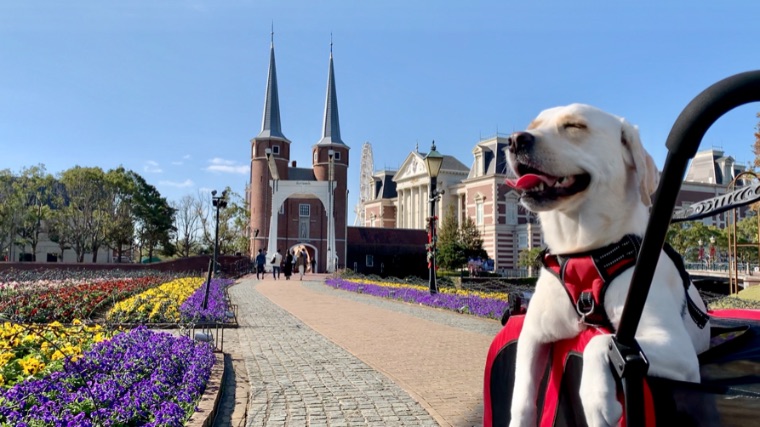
(354, 141), (374, 226)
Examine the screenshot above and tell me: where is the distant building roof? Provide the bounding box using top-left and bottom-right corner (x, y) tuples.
(288, 167), (316, 181)
(442, 155), (470, 173)
(373, 170), (397, 199)
(315, 52), (348, 147)
(685, 148), (746, 185)
(468, 137), (509, 178)
(415, 151), (469, 174)
(256, 42), (288, 141)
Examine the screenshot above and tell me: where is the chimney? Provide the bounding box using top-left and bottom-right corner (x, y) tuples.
(292, 161), (297, 167)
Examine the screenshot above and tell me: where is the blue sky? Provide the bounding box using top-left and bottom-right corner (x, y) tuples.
(2, 1), (760, 223)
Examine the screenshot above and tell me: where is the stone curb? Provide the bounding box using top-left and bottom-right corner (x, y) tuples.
(186, 352), (226, 427)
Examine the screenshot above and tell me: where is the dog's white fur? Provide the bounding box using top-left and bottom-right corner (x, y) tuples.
(507, 104), (710, 427)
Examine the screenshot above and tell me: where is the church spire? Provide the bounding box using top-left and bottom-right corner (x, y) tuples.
(316, 41), (345, 146)
(257, 33), (286, 140)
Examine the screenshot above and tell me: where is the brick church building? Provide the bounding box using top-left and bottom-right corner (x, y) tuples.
(248, 39), (348, 273)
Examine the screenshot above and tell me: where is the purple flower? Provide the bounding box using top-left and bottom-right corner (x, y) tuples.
(0, 327), (215, 425)
(326, 278), (508, 319)
(179, 278), (234, 323)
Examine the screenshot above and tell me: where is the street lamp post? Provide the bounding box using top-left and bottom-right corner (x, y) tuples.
(709, 235), (716, 270)
(424, 141), (444, 295)
(203, 189), (227, 311)
(212, 189), (228, 275)
(698, 239), (704, 267)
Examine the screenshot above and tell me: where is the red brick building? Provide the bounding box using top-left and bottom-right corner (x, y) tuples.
(248, 40), (348, 273)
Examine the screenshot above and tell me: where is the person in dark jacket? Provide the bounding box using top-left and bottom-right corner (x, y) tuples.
(283, 250), (294, 280)
(255, 249), (266, 279)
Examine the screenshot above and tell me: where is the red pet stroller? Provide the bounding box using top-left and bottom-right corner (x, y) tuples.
(484, 71), (760, 427)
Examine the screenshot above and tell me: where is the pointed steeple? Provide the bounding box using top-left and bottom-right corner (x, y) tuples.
(316, 43), (345, 146)
(257, 35), (286, 140)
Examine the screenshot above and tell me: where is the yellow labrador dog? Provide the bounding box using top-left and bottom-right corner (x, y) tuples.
(504, 104), (710, 427)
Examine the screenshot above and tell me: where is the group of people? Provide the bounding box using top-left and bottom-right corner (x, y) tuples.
(254, 248), (310, 281)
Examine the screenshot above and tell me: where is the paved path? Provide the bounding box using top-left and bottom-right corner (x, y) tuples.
(223, 274), (502, 426)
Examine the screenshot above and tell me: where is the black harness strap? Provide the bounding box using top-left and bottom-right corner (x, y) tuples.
(661, 243), (711, 329)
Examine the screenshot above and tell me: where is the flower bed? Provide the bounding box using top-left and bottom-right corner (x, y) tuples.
(179, 278), (234, 323)
(106, 277), (205, 323)
(0, 276), (167, 323)
(0, 327), (215, 426)
(0, 269), (169, 293)
(1, 320), (116, 389)
(326, 277), (509, 319)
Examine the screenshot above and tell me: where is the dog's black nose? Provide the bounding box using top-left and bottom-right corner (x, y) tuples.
(507, 132), (534, 153)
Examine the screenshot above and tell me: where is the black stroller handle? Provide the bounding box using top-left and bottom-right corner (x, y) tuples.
(611, 70), (760, 427)
(618, 70), (760, 343)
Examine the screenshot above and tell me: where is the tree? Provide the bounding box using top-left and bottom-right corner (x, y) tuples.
(195, 187), (249, 257)
(666, 221), (722, 262)
(436, 206), (466, 270)
(172, 194), (201, 257)
(518, 247), (543, 269)
(460, 216), (487, 260)
(47, 206), (73, 261)
(58, 167), (108, 262)
(14, 165), (55, 261)
(131, 172), (176, 261)
(196, 190), (214, 253)
(518, 247), (543, 276)
(0, 169), (23, 261)
(103, 167), (137, 262)
(225, 189), (251, 256)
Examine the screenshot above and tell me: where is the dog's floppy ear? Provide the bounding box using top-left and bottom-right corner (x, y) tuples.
(621, 118), (659, 206)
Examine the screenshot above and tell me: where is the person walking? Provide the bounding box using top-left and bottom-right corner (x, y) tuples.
(255, 249), (266, 280)
(283, 250), (294, 280)
(310, 257), (317, 274)
(297, 251), (307, 281)
(272, 249), (283, 279)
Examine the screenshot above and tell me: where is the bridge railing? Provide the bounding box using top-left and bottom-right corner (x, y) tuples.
(685, 261), (760, 275)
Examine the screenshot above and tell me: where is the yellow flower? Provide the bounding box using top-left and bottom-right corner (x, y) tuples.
(0, 351), (13, 367)
(19, 356), (45, 376)
(0, 373), (4, 387)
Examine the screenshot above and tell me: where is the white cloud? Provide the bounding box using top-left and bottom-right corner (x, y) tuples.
(158, 179), (194, 188)
(205, 158), (249, 175)
(209, 157), (236, 166)
(171, 154), (192, 166)
(143, 160), (163, 173)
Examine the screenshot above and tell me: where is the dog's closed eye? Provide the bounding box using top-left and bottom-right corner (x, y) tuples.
(562, 122), (587, 130)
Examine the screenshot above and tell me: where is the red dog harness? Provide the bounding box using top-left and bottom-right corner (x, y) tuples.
(541, 234), (709, 330)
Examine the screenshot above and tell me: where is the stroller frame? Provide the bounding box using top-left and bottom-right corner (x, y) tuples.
(610, 70), (760, 427)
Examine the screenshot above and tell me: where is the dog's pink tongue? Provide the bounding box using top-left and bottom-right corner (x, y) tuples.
(505, 174), (555, 191)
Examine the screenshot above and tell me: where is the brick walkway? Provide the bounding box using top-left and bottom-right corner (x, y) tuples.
(224, 275), (501, 426)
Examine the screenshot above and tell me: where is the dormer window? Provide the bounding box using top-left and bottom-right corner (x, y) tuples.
(474, 151), (482, 177)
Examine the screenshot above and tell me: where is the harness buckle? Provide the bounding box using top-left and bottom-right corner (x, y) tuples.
(576, 291), (595, 324)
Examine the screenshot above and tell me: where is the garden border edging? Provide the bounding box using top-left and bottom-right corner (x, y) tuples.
(186, 351), (226, 427)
